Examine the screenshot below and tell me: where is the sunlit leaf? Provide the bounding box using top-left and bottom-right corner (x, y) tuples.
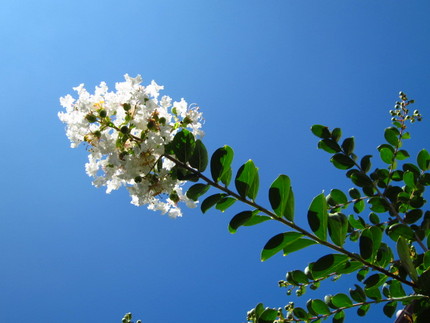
(259, 308), (278, 322)
(201, 193), (225, 213)
(261, 232), (303, 261)
(309, 254), (349, 279)
(283, 238), (317, 256)
(228, 211), (270, 233)
(333, 310), (345, 323)
(172, 129), (195, 163)
(417, 149), (430, 171)
(380, 147), (394, 164)
(349, 284), (366, 302)
(397, 236), (418, 282)
(328, 213), (348, 247)
(307, 193), (328, 241)
(210, 146), (234, 184)
(269, 175), (294, 221)
(215, 196), (236, 212)
(331, 293), (353, 308)
(307, 299), (330, 315)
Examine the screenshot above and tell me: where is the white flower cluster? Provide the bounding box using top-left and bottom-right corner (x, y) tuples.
(59, 74), (204, 217)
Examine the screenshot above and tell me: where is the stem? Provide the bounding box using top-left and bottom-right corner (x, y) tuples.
(163, 154), (418, 289)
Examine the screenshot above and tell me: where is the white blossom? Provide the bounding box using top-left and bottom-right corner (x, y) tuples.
(59, 74), (204, 217)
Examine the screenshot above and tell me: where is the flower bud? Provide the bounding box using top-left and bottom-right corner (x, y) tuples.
(85, 114), (97, 123)
(120, 126), (129, 134)
(122, 103), (131, 111)
(99, 109), (107, 118)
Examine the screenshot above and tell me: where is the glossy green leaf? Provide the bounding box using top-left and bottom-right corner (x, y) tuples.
(376, 243), (393, 268)
(269, 175), (294, 221)
(364, 287), (382, 300)
(349, 188), (361, 199)
(368, 197), (389, 213)
(357, 267), (369, 282)
(341, 137), (355, 155)
(307, 193), (328, 241)
(259, 308), (278, 322)
(360, 155), (372, 173)
(318, 139), (341, 153)
(348, 214), (366, 229)
(292, 307), (308, 321)
(283, 238), (317, 256)
(215, 197), (236, 212)
(261, 232), (303, 261)
(383, 301), (397, 318)
(235, 160), (259, 200)
(311, 125), (331, 138)
(403, 171), (416, 189)
(352, 199), (364, 214)
(364, 274), (387, 289)
(171, 129), (195, 163)
(309, 254), (349, 279)
(228, 211), (270, 234)
(369, 212), (380, 224)
(331, 293), (353, 308)
(397, 236), (418, 282)
(331, 153), (355, 170)
(396, 149), (410, 160)
(388, 223), (415, 241)
(201, 193), (225, 213)
(328, 213), (348, 247)
(388, 280), (406, 297)
(359, 229), (374, 261)
(327, 189), (348, 206)
(380, 147), (394, 164)
(189, 139), (208, 171)
(210, 146), (234, 184)
(186, 184), (210, 201)
(423, 250), (430, 269)
(336, 261), (363, 274)
(349, 284), (366, 302)
(288, 270), (309, 285)
(307, 299), (330, 315)
(333, 310), (345, 323)
(384, 127), (400, 146)
(331, 127), (342, 142)
(357, 304), (370, 317)
(417, 149), (430, 171)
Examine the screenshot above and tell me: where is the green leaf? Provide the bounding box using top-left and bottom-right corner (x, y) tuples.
(349, 284), (366, 302)
(360, 155), (372, 173)
(259, 308), (278, 323)
(349, 188), (361, 199)
(189, 139), (208, 171)
(269, 175), (294, 221)
(331, 127), (342, 142)
(318, 139), (341, 153)
(307, 299), (330, 315)
(307, 193), (328, 241)
(331, 153), (355, 170)
(292, 307), (308, 321)
(380, 147), (394, 164)
(403, 171), (417, 189)
(283, 238), (317, 256)
(309, 254), (349, 279)
(417, 149), (430, 171)
(171, 129), (195, 163)
(348, 214), (366, 229)
(235, 160), (259, 200)
(210, 146), (234, 184)
(359, 229), (374, 261)
(215, 197), (236, 212)
(383, 301), (397, 318)
(201, 193), (225, 213)
(333, 310), (345, 323)
(353, 199), (365, 213)
(397, 236), (418, 282)
(388, 280), (406, 297)
(423, 250), (430, 268)
(228, 211), (270, 233)
(384, 127), (400, 146)
(376, 243), (393, 268)
(186, 184), (210, 201)
(328, 213), (348, 247)
(341, 137), (355, 155)
(364, 287), (382, 300)
(388, 223), (415, 241)
(336, 261), (363, 274)
(287, 270), (309, 284)
(261, 232), (303, 261)
(357, 304), (370, 317)
(311, 125), (331, 138)
(331, 293), (353, 308)
(368, 197), (389, 213)
(405, 209), (423, 224)
(364, 274), (387, 289)
(327, 189), (348, 206)
(396, 149), (410, 160)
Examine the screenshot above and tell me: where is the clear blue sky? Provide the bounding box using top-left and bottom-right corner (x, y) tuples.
(0, 0), (429, 322)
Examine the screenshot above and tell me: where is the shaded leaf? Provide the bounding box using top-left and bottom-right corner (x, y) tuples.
(311, 125), (331, 138)
(417, 149), (430, 171)
(396, 149), (410, 160)
(309, 254), (349, 279)
(397, 236), (418, 282)
(318, 139), (341, 153)
(215, 197), (236, 212)
(186, 183), (210, 201)
(201, 193), (225, 213)
(383, 301), (397, 318)
(228, 211), (270, 234)
(384, 127), (400, 146)
(349, 284), (366, 302)
(172, 129), (195, 163)
(341, 137), (355, 155)
(283, 238), (317, 256)
(331, 153), (355, 170)
(235, 160), (259, 200)
(189, 139), (208, 171)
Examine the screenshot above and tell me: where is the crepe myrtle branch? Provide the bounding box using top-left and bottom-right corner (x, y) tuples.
(162, 154), (418, 289)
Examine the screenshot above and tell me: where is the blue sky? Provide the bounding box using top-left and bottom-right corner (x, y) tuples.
(0, 0), (429, 322)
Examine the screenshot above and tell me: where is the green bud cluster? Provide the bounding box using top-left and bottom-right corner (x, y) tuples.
(389, 91), (422, 125)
